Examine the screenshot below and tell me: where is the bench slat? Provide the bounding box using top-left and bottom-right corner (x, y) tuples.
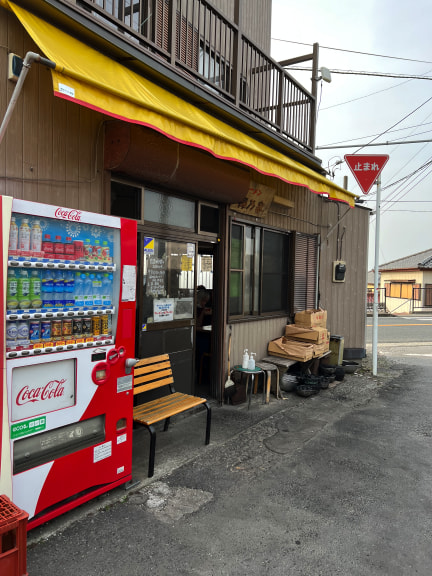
(134, 363), (172, 378)
(134, 376), (174, 395)
(133, 392), (207, 425)
(134, 354), (170, 367)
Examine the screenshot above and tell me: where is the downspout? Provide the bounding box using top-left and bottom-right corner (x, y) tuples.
(0, 51), (56, 145)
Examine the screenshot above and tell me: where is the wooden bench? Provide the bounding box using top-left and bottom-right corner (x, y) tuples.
(133, 354), (211, 478)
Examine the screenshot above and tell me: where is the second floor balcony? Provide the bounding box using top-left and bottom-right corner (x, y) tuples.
(73, 0), (318, 160)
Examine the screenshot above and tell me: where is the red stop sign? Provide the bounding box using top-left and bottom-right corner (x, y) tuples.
(344, 154), (389, 195)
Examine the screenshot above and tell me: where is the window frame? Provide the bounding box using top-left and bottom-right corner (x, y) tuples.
(228, 220), (293, 320)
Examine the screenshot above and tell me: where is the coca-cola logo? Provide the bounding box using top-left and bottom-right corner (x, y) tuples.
(54, 208), (82, 222)
(16, 379), (66, 405)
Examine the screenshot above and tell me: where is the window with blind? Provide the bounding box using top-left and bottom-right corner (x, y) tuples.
(387, 281), (416, 299)
(292, 233), (319, 313)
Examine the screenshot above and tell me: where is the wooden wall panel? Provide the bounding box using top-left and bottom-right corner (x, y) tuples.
(0, 9), (8, 196)
(230, 317), (287, 367)
(212, 0), (272, 52)
(3, 8), (24, 200)
(22, 30), (40, 202)
(0, 7), (105, 212)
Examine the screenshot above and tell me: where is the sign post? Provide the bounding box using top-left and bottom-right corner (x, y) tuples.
(344, 154), (389, 375)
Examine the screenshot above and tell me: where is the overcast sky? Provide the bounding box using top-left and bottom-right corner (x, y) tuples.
(271, 0), (432, 269)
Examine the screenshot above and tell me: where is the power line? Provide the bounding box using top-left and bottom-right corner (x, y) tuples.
(284, 66), (432, 80)
(353, 94), (432, 154)
(271, 38), (432, 65)
(321, 122), (432, 147)
(317, 139), (432, 150)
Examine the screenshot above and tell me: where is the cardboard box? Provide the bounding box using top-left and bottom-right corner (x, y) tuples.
(268, 337), (314, 362)
(285, 324), (329, 344)
(294, 308), (327, 328)
(312, 340), (330, 358)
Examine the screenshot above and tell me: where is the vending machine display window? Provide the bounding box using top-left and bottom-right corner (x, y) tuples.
(6, 211), (119, 357)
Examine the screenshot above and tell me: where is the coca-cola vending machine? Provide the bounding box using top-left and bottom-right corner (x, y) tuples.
(0, 197), (137, 529)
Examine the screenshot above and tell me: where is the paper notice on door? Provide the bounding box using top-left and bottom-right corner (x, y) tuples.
(122, 265), (137, 302)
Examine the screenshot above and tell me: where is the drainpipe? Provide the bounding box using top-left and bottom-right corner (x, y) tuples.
(0, 51), (56, 145)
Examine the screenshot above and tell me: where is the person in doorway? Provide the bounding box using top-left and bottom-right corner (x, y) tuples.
(196, 287), (212, 386)
(196, 288), (212, 328)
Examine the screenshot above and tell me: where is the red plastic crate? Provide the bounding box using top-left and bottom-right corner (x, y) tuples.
(0, 495), (28, 576)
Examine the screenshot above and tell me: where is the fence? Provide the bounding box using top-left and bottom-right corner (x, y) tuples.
(367, 288), (386, 313)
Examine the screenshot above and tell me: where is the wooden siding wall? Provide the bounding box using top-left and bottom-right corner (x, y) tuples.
(212, 0), (272, 52)
(228, 172), (369, 364)
(0, 8), (105, 211)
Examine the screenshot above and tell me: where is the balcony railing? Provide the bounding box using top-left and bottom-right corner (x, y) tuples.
(75, 0), (316, 152)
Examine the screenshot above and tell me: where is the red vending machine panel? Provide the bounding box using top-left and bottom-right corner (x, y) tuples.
(1, 198), (137, 529)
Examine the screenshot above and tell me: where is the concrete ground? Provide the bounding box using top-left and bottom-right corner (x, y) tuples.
(26, 353), (432, 575)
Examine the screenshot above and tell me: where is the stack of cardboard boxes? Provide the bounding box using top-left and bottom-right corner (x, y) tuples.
(268, 308), (330, 362)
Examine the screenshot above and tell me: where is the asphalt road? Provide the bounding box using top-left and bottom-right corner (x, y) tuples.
(366, 314), (432, 344)
(27, 338), (432, 575)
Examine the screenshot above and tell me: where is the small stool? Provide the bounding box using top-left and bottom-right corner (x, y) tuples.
(256, 360), (280, 402)
(232, 365), (265, 409)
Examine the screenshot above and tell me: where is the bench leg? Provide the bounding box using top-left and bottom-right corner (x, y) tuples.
(146, 424), (157, 478)
(204, 402), (211, 445)
(164, 417), (171, 432)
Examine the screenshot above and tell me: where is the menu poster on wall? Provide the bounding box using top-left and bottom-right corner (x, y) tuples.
(181, 255), (193, 271)
(201, 256), (213, 272)
(154, 299), (174, 322)
(146, 256), (166, 296)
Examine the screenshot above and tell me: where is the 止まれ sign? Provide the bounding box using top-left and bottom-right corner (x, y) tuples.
(344, 154), (389, 195)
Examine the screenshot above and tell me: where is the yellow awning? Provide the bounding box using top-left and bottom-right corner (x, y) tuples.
(8, 2), (355, 206)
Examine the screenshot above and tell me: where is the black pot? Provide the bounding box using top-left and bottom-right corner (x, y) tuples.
(342, 360), (359, 374)
(319, 364), (336, 376)
(335, 366), (345, 381)
(295, 384), (320, 397)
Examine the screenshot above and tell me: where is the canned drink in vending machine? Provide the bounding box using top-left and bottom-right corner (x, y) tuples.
(100, 314), (109, 336)
(6, 320), (18, 344)
(41, 320), (51, 341)
(72, 317), (82, 337)
(82, 317), (92, 337)
(92, 316), (101, 337)
(51, 319), (63, 340)
(17, 319), (29, 342)
(62, 318), (73, 340)
(29, 320), (41, 343)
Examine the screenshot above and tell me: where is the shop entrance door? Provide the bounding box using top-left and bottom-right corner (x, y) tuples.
(136, 235), (220, 399)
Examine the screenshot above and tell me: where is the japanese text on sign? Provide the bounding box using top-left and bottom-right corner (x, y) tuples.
(352, 162), (381, 172)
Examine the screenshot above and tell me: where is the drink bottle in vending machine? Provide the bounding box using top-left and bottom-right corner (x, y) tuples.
(1, 197), (137, 528)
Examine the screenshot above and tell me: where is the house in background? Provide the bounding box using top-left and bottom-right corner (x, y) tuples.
(1, 0), (368, 409)
(379, 249), (432, 314)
